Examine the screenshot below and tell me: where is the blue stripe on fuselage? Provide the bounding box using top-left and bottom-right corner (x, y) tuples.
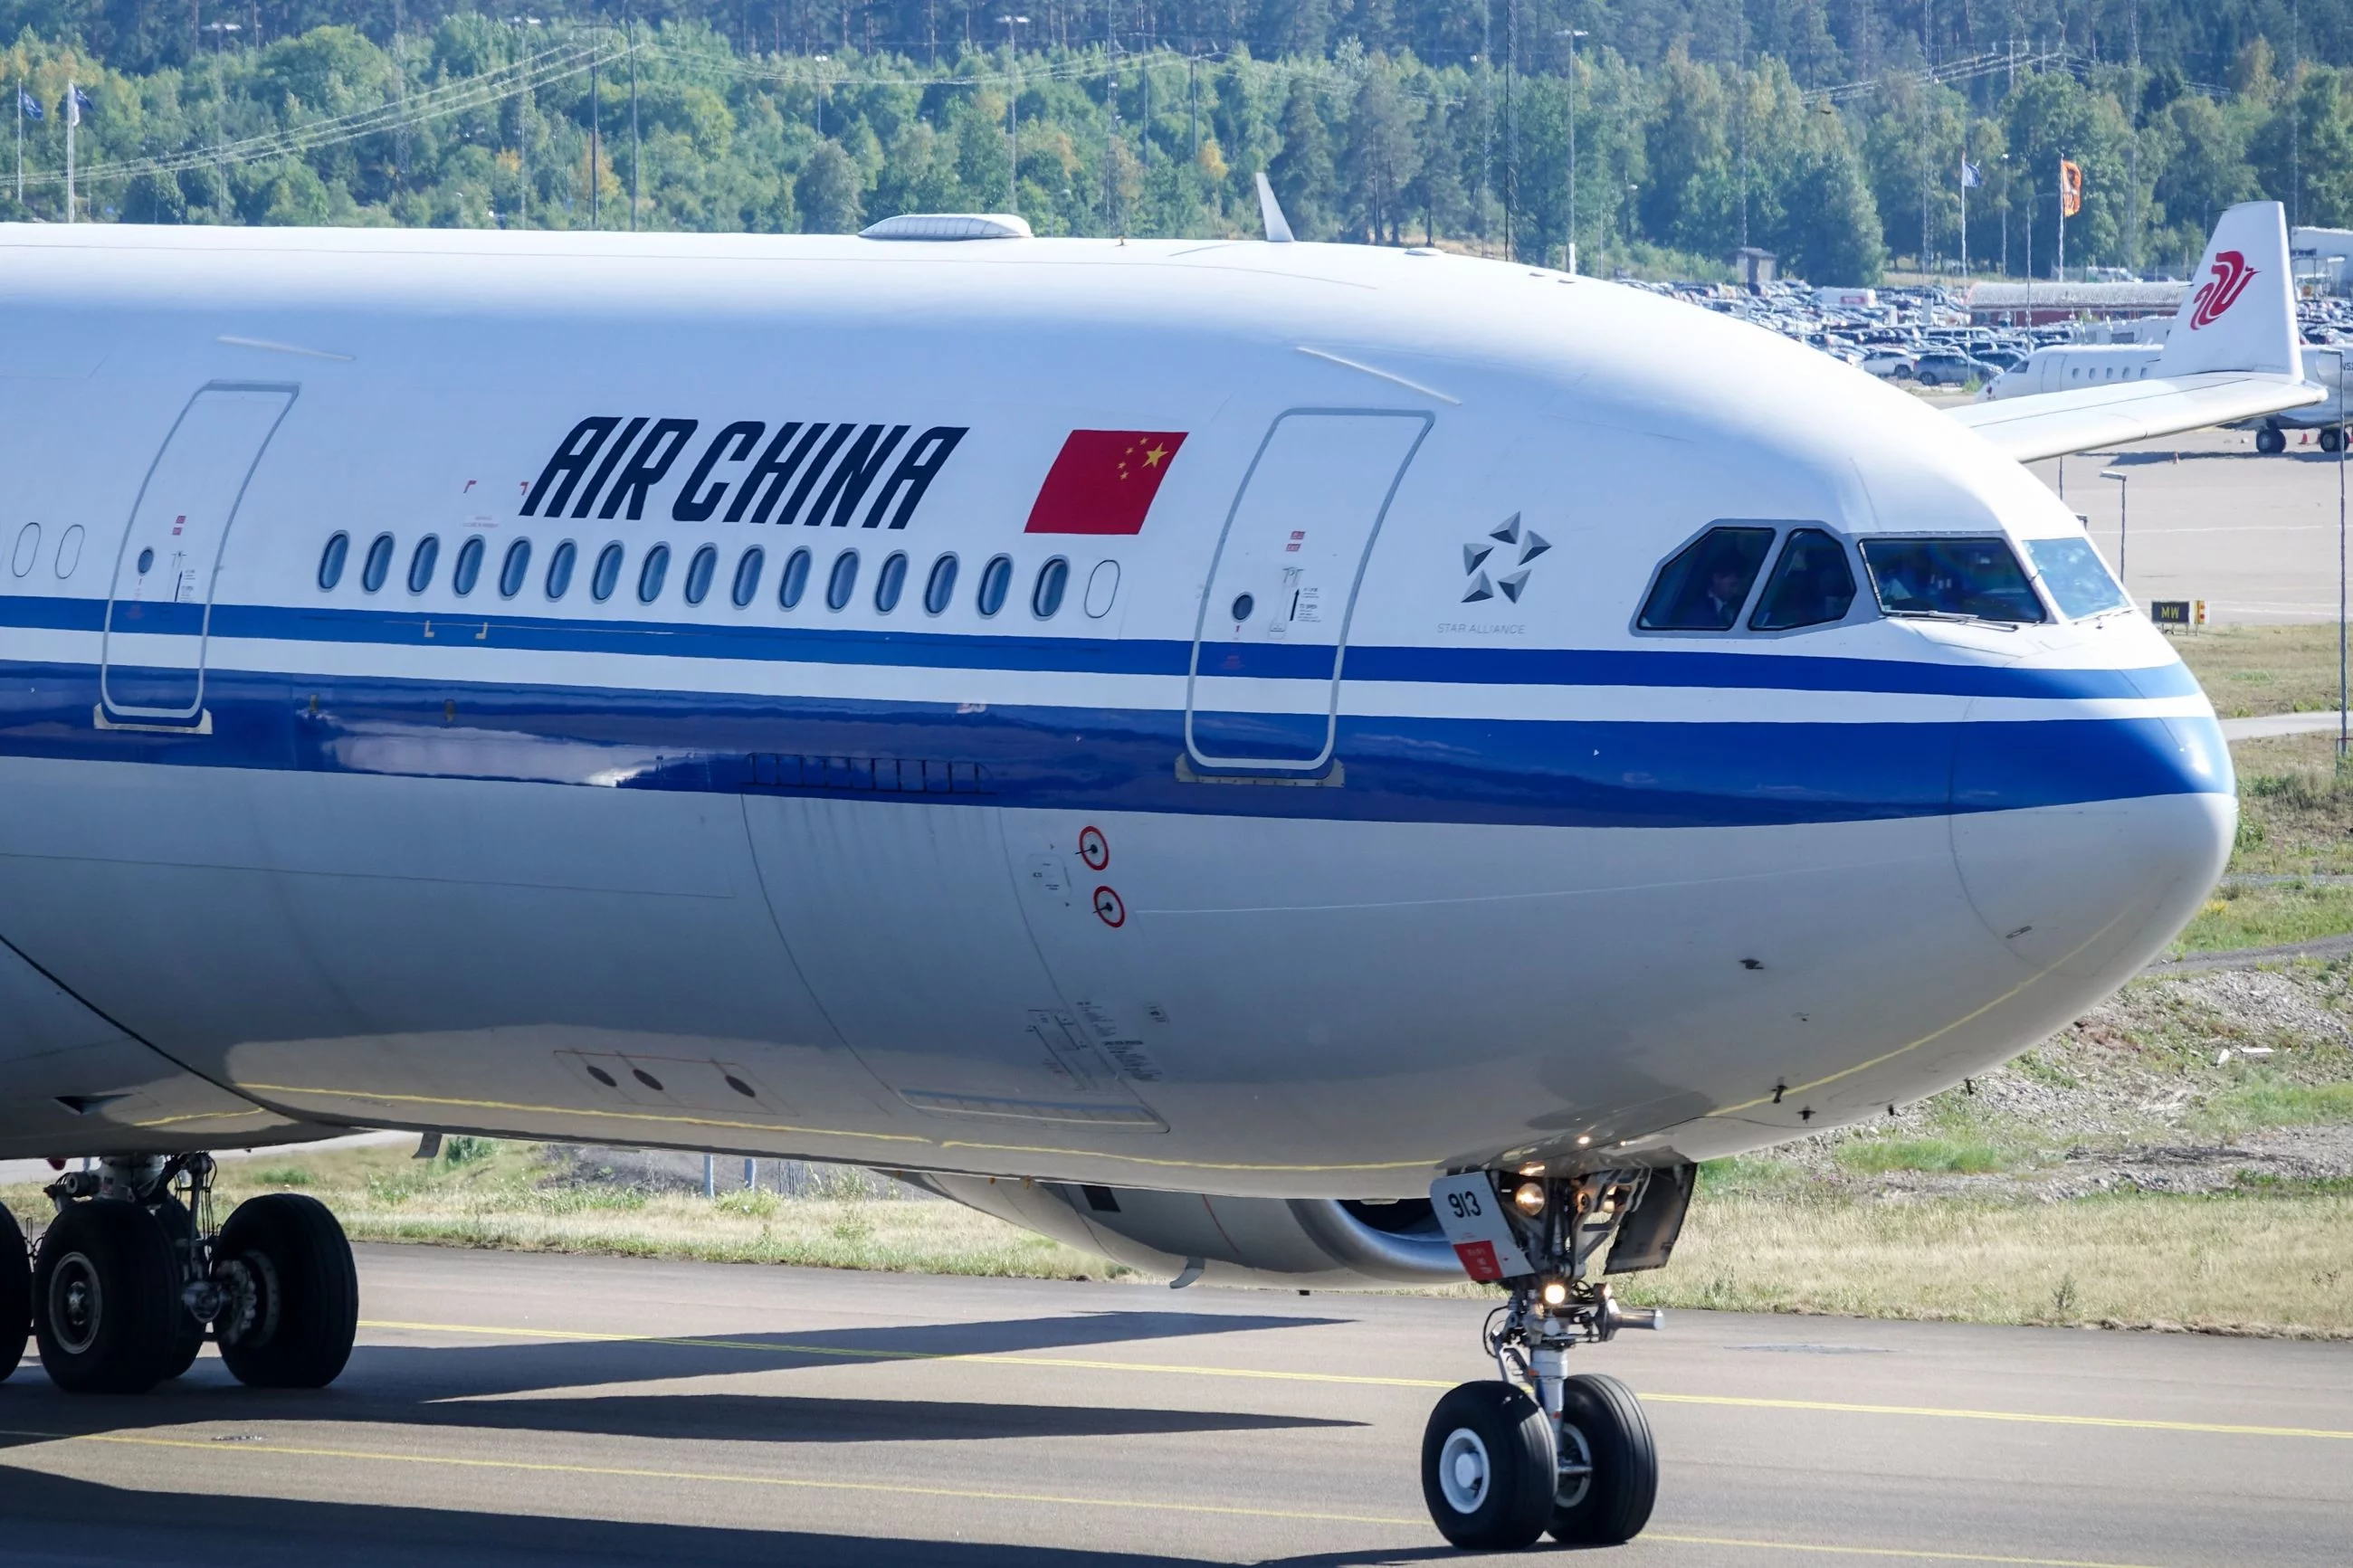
(13, 594), (2205, 702)
(0, 654), (2230, 829)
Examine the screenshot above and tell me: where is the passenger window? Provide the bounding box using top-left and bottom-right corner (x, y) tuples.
(1636, 526), (1776, 631)
(452, 536), (485, 596)
(923, 554), (958, 615)
(361, 533), (395, 594)
(1859, 537), (2047, 623)
(731, 546), (765, 608)
(545, 539), (577, 600)
(637, 543), (670, 603)
(591, 542), (624, 602)
(1749, 529), (1857, 631)
(318, 532), (349, 591)
(976, 554), (1013, 617)
(825, 549), (859, 611)
(778, 546), (812, 609)
(500, 538), (532, 598)
(407, 536), (439, 594)
(683, 545), (718, 605)
(1032, 556), (1070, 619)
(874, 550), (908, 613)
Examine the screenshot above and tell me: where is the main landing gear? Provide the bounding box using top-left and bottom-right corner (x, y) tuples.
(1423, 1169), (1675, 1551)
(1, 1155), (357, 1394)
(2257, 424), (2287, 455)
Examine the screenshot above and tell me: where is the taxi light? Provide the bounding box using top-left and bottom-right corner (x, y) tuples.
(1511, 1182), (1547, 1216)
(1540, 1278), (1569, 1307)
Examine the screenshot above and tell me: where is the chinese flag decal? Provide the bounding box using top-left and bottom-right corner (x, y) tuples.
(1024, 430), (1186, 535)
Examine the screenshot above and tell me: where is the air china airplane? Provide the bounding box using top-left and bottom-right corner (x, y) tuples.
(0, 197), (2309, 1550)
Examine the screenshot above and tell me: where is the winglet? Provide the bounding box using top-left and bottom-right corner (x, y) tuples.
(1255, 173), (1295, 244)
(2159, 201), (2297, 379)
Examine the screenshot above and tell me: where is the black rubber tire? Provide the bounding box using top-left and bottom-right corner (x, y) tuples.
(151, 1197), (205, 1380)
(2325, 426), (2345, 455)
(32, 1199), (181, 1394)
(1548, 1371), (1660, 1545)
(214, 1193), (357, 1390)
(2257, 426), (2288, 455)
(0, 1204), (27, 1383)
(1421, 1380), (1557, 1551)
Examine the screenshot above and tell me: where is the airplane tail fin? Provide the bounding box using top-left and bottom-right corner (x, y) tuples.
(2158, 201), (2298, 379)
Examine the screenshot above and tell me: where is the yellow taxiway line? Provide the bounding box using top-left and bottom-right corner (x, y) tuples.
(0, 1426), (2184, 1567)
(356, 1316), (2353, 1442)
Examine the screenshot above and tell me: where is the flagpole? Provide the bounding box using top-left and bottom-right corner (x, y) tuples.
(1958, 144), (1968, 276)
(2054, 153), (2064, 282)
(14, 80), (22, 210)
(64, 79), (74, 223)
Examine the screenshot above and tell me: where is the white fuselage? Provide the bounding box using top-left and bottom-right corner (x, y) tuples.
(0, 226), (2232, 1198)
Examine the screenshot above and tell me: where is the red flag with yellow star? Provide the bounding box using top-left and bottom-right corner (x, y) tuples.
(1024, 430), (1186, 535)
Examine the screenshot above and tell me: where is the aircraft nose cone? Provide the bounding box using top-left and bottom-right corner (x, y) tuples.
(1950, 698), (2234, 980)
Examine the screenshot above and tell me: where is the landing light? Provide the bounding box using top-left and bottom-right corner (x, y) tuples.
(1540, 1278), (1569, 1307)
(1511, 1182), (1547, 1216)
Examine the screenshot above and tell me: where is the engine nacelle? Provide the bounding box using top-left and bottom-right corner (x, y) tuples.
(912, 1173), (1468, 1288)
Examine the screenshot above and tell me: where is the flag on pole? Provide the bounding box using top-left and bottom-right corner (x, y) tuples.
(2059, 158), (2083, 217)
(16, 87), (39, 121)
(1960, 160), (1982, 189)
(67, 85), (91, 125)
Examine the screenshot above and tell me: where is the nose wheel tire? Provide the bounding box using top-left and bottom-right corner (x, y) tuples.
(0, 1204), (27, 1383)
(1548, 1372), (1659, 1544)
(214, 1193), (357, 1389)
(33, 1198), (181, 1393)
(1421, 1381), (1558, 1550)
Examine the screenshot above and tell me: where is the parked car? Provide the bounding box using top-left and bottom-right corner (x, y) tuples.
(1912, 352), (1997, 387)
(1862, 348), (1919, 379)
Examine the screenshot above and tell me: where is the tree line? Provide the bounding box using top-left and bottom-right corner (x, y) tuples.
(5, 3), (2353, 285)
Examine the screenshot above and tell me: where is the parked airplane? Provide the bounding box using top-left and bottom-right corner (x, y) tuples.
(0, 199), (2301, 1550)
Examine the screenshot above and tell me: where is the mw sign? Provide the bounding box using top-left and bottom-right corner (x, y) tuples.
(2149, 599), (2206, 629)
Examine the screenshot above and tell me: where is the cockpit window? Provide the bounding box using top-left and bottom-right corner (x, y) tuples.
(1749, 528), (1858, 631)
(2024, 536), (2130, 619)
(1859, 537), (2047, 623)
(1637, 526), (1777, 631)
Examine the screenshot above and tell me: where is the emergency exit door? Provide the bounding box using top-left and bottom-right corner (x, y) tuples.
(1185, 409), (1430, 773)
(100, 382), (299, 724)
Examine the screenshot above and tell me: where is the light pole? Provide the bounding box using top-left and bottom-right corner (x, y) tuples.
(1624, 180), (1636, 266)
(2100, 467), (2129, 588)
(996, 14), (1028, 213)
(1556, 28), (1586, 273)
(2328, 349), (2348, 760)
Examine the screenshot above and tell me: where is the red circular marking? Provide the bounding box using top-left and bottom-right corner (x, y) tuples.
(1078, 825), (1110, 871)
(1092, 886), (1127, 928)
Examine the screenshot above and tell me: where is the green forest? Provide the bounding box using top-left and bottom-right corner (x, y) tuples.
(8, 1), (2353, 283)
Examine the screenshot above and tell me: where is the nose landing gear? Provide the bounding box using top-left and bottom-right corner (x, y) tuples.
(8, 1155), (358, 1395)
(1423, 1167), (1685, 1551)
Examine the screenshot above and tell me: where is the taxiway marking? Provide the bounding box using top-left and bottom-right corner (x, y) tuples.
(355, 1318), (2353, 1441)
(0, 1426), (2184, 1567)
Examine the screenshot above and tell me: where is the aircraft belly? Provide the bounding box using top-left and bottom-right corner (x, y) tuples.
(0, 755), (2161, 1191)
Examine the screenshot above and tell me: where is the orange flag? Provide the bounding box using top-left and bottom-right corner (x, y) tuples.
(2059, 159), (2083, 218)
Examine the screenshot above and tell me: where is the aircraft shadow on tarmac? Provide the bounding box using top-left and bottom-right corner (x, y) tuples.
(0, 1309), (1365, 1452)
(0, 1469), (1487, 1568)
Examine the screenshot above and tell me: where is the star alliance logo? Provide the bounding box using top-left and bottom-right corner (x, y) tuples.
(1462, 513), (1549, 603)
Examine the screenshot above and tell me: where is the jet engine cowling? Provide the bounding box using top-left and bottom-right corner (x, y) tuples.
(909, 1173), (1469, 1288)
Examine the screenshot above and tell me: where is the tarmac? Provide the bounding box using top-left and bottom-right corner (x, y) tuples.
(2024, 425), (2353, 623)
(0, 1244), (2346, 1567)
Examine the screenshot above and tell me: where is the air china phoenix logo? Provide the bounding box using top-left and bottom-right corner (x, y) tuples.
(2190, 250), (2257, 329)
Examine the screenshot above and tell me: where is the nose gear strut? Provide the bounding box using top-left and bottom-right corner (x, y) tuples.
(1421, 1168), (1683, 1550)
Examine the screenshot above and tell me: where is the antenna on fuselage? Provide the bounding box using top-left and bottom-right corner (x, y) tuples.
(1254, 173), (1295, 244)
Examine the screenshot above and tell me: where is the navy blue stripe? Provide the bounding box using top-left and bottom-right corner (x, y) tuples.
(0, 658), (2230, 830)
(15, 594), (2205, 702)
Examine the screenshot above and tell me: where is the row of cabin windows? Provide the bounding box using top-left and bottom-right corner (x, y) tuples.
(2067, 363), (2151, 383)
(1638, 523), (2127, 631)
(316, 533), (1075, 620)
